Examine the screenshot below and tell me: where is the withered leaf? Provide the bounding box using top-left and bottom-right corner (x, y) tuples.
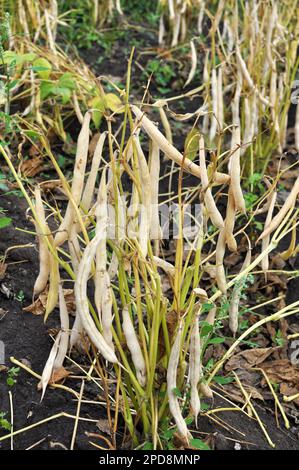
(225, 348), (275, 371)
(96, 419), (112, 437)
(20, 156), (44, 177)
(49, 366), (70, 385)
(259, 359), (299, 385)
(24, 288), (75, 316)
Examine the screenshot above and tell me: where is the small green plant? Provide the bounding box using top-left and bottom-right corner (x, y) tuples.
(6, 367), (20, 386)
(15, 290), (24, 303)
(143, 59), (176, 94)
(0, 412), (11, 431)
(273, 329), (285, 347)
(0, 207), (11, 229)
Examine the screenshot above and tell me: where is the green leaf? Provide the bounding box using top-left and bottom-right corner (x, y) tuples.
(213, 375), (234, 385)
(200, 322), (213, 337)
(3, 51), (36, 66)
(32, 58), (52, 79)
(208, 337), (225, 345)
(142, 442), (153, 450)
(0, 418), (11, 431)
(0, 216), (12, 229)
(6, 377), (15, 386)
(40, 81), (55, 100)
(22, 130), (41, 140)
(58, 73), (76, 90)
(172, 387), (182, 398)
(89, 96), (105, 128)
(53, 87), (72, 104)
(184, 128), (200, 161)
(190, 438), (210, 450)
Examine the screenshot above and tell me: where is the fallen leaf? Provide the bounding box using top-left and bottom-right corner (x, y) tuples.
(259, 359), (299, 385)
(0, 263), (7, 281)
(225, 348), (276, 371)
(20, 156), (45, 177)
(280, 382), (299, 406)
(49, 366), (70, 385)
(96, 419), (112, 437)
(24, 288), (75, 316)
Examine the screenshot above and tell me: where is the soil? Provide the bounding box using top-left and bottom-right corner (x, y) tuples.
(0, 194), (107, 450)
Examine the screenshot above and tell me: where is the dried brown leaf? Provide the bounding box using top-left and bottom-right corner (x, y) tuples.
(225, 348), (275, 371)
(49, 366), (70, 384)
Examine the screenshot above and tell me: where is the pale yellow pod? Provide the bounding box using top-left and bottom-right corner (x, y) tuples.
(258, 176), (299, 241)
(216, 228), (227, 294)
(122, 306), (146, 387)
(131, 105), (229, 186)
(167, 324), (192, 441)
(55, 112), (91, 246)
(199, 136), (224, 229)
(225, 186), (237, 252)
(54, 285), (70, 370)
(230, 126), (246, 214)
(33, 187), (51, 296)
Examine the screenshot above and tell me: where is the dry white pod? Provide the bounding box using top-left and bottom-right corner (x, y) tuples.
(159, 14), (165, 45)
(75, 230), (118, 363)
(108, 251), (119, 280)
(133, 135), (152, 257)
(232, 70), (242, 127)
(265, 2), (277, 72)
(235, 45), (271, 108)
(209, 68), (218, 141)
(217, 66), (224, 131)
(81, 132), (107, 212)
(122, 306), (146, 387)
(229, 248), (252, 335)
(153, 256), (175, 278)
(216, 228), (227, 294)
(225, 186), (237, 252)
(34, 187), (51, 296)
(68, 225), (84, 350)
(158, 106), (173, 145)
(149, 139), (161, 252)
(189, 316), (202, 427)
(258, 175), (299, 241)
(55, 112), (91, 246)
(199, 382), (213, 398)
(72, 92), (84, 124)
(199, 136), (224, 229)
(101, 271), (114, 350)
(197, 1), (205, 34)
(167, 324), (192, 441)
(261, 190), (277, 276)
(131, 105), (229, 185)
(70, 311), (84, 351)
(168, 0), (175, 20)
(229, 126), (246, 214)
(94, 168), (108, 322)
(39, 331), (61, 401)
(185, 40), (197, 87)
(171, 12), (181, 47)
(54, 285), (70, 370)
